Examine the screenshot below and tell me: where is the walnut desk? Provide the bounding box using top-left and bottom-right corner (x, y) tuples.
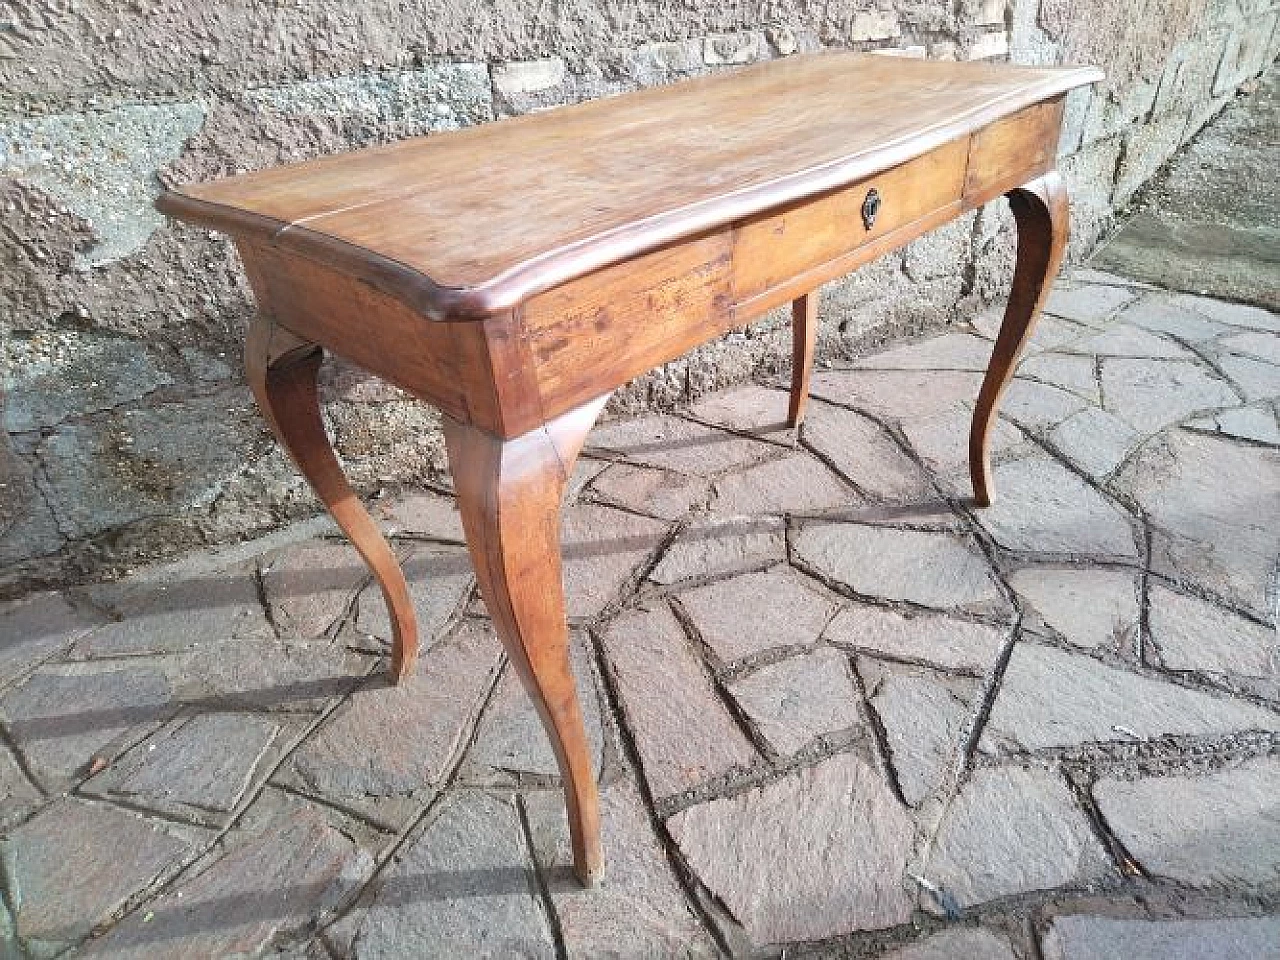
(158, 51), (1102, 885)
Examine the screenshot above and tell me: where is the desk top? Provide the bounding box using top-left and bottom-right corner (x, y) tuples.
(159, 52), (1100, 319)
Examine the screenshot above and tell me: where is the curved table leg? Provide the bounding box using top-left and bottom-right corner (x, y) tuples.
(245, 316), (420, 681)
(787, 292), (819, 428)
(443, 394), (611, 887)
(969, 170), (1069, 507)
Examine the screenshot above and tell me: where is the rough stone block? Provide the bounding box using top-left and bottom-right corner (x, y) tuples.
(986, 642), (1280, 750)
(1147, 584), (1278, 680)
(600, 604), (756, 799)
(353, 546), (471, 649)
(1043, 914), (1280, 960)
(728, 647), (862, 755)
(667, 753), (915, 943)
(882, 926), (1020, 960)
(590, 463), (709, 520)
(850, 11), (901, 41)
(492, 58), (567, 96)
(1007, 566), (1139, 651)
(803, 401), (935, 503)
(710, 452), (853, 516)
(793, 522), (1006, 615)
(676, 567), (837, 665)
(7, 797), (198, 955)
(827, 604), (1008, 673)
(923, 765), (1111, 909)
(1094, 756), (1280, 886)
(0, 591), (99, 689)
(338, 791), (555, 958)
(703, 31), (766, 65)
(523, 775), (718, 956)
(562, 502), (668, 619)
(648, 514), (786, 586)
(84, 789), (378, 959)
(261, 539), (368, 639)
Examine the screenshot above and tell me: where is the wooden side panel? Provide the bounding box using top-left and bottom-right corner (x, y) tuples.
(520, 233), (734, 420)
(964, 98), (1064, 201)
(237, 241), (496, 427)
(731, 138), (969, 301)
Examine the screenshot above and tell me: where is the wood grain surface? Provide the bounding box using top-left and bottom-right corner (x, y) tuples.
(160, 52), (1101, 320)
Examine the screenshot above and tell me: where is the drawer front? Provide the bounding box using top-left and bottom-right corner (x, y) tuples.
(521, 232), (735, 420)
(964, 99), (1063, 200)
(731, 136), (969, 301)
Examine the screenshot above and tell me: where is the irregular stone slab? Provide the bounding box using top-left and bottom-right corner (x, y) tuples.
(1216, 354), (1279, 401)
(1186, 403), (1280, 445)
(1047, 406), (1142, 479)
(854, 333), (993, 371)
(1101, 359), (1239, 434)
(649, 514), (785, 586)
(586, 413), (776, 477)
(347, 792), (555, 959)
(1008, 567), (1139, 651)
(1122, 295), (1231, 341)
(793, 522), (1005, 614)
(37, 390), (262, 539)
(1043, 284), (1137, 325)
(1066, 324), (1196, 360)
(1017, 354), (1101, 402)
(355, 546), (471, 647)
(1176, 294), (1280, 333)
(2, 331), (175, 432)
(374, 489), (465, 541)
(667, 753), (914, 943)
(881, 926), (1019, 960)
(0, 662), (173, 788)
(1220, 330), (1280, 366)
(1000, 379), (1090, 430)
(287, 622), (501, 821)
(923, 766), (1111, 909)
(0, 742), (42, 828)
(83, 789), (375, 960)
(975, 453), (1138, 557)
(173, 639), (369, 713)
(562, 502), (668, 619)
(1148, 584), (1278, 680)
(986, 643), (1280, 751)
(676, 568), (837, 665)
(84, 711), (281, 822)
(810, 369), (985, 423)
(524, 776), (718, 957)
(709, 452), (853, 515)
(976, 311), (1095, 353)
(803, 402), (934, 502)
(591, 462), (709, 520)
(1093, 756), (1280, 887)
(866, 667), (973, 806)
(1117, 431), (1278, 619)
(826, 605), (1006, 673)
(463, 634), (604, 783)
(601, 605), (756, 799)
(260, 539), (368, 638)
(899, 406), (1026, 495)
(1043, 914), (1280, 960)
(0, 591), (99, 688)
(73, 563), (273, 658)
(8, 797), (196, 954)
(686, 383), (795, 445)
(728, 648), (862, 756)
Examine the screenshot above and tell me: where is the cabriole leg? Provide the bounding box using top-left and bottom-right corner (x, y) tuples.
(969, 170), (1069, 507)
(245, 316), (420, 680)
(443, 395), (611, 886)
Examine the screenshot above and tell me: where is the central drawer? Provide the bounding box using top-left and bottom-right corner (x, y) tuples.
(731, 136), (969, 302)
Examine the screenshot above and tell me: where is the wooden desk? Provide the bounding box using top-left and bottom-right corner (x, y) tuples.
(158, 51), (1101, 885)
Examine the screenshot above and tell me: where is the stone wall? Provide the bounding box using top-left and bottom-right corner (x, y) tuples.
(2, 0), (1277, 594)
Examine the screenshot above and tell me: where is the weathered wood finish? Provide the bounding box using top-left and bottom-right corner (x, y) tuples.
(244, 317), (420, 681)
(788, 294), (819, 428)
(443, 397), (611, 886)
(157, 52), (1102, 886)
(969, 170), (1069, 506)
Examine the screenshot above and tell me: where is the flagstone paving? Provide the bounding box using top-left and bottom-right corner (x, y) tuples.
(2, 267), (1278, 957)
